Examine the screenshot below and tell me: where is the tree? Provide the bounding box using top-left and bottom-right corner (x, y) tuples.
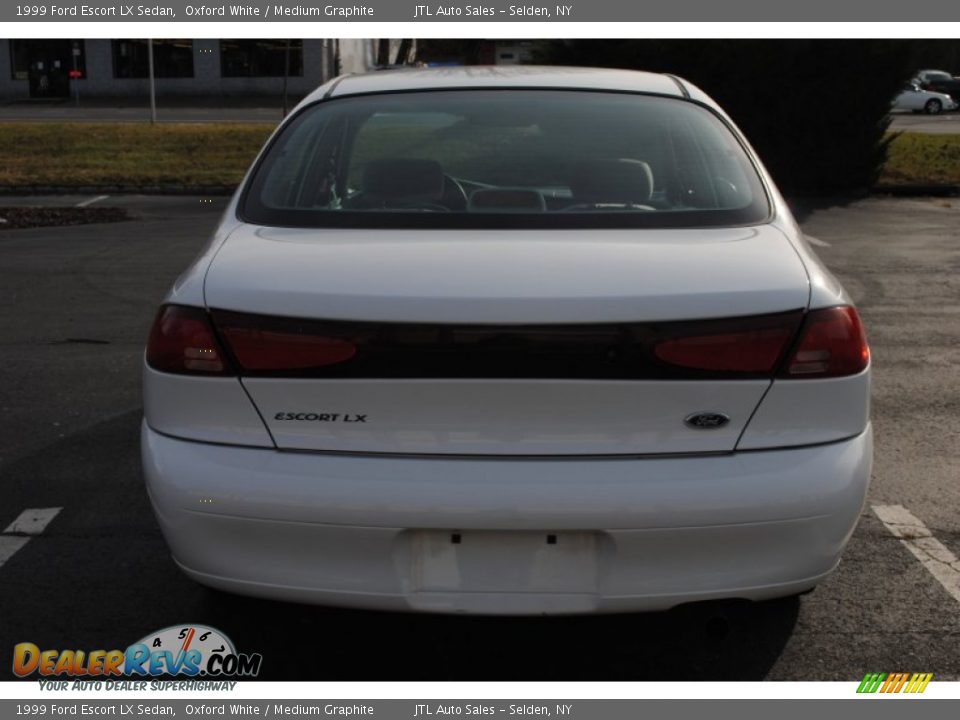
(535, 40), (923, 196)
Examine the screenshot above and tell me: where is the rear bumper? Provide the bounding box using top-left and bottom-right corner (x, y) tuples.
(142, 421), (872, 614)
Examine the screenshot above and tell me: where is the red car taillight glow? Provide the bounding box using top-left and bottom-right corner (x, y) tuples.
(146, 305), (232, 375)
(218, 327), (357, 371)
(781, 306), (869, 378)
(652, 306), (868, 378)
(653, 327), (796, 374)
(146, 304), (868, 379)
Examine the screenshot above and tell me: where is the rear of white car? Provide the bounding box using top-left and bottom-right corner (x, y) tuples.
(142, 67), (871, 614)
(893, 83), (958, 113)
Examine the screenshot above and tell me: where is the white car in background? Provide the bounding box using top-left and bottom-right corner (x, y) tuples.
(142, 67), (872, 615)
(893, 82), (957, 114)
(914, 69), (954, 85)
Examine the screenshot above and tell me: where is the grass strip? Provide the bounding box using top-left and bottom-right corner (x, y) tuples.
(0, 122), (273, 188)
(0, 122), (958, 190)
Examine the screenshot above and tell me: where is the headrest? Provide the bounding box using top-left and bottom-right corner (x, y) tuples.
(570, 158), (654, 204)
(362, 158), (445, 203)
(468, 188), (546, 213)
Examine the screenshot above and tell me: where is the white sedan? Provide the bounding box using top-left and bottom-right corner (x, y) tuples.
(142, 66), (872, 615)
(893, 82), (957, 114)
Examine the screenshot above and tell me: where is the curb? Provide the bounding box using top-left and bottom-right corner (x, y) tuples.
(871, 184), (960, 197)
(0, 185), (238, 196)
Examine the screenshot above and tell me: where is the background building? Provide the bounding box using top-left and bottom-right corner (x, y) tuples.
(481, 40), (536, 65)
(0, 39), (395, 102)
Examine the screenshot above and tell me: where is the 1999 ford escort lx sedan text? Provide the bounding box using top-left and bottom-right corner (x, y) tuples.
(142, 66), (871, 614)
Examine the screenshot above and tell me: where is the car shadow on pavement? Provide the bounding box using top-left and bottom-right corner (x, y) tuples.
(202, 591), (800, 680)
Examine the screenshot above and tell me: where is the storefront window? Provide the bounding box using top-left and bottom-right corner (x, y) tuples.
(112, 40), (194, 79)
(220, 40), (303, 77)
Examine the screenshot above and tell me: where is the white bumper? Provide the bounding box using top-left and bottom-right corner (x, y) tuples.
(142, 421), (872, 615)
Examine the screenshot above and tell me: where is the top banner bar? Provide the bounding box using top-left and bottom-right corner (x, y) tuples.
(5, 0), (960, 22)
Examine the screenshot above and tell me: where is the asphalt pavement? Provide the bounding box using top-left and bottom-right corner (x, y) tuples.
(0, 194), (958, 681)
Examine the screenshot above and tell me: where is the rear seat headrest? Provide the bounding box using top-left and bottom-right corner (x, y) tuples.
(362, 158), (445, 202)
(570, 158), (654, 204)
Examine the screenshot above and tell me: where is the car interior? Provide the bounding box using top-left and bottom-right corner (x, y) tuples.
(251, 90), (764, 222)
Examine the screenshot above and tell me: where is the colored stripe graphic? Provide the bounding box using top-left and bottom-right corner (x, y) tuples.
(857, 673), (884, 693)
(881, 673), (908, 693)
(906, 673), (933, 693)
(857, 672), (932, 693)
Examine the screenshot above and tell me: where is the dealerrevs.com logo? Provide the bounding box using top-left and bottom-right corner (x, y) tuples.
(13, 624), (262, 679)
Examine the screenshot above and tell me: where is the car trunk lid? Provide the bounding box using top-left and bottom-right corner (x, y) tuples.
(205, 224), (809, 455)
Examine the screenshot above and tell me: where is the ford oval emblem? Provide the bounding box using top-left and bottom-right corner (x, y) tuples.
(684, 412), (730, 429)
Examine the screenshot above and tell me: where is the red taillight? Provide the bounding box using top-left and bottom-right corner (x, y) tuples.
(210, 310), (358, 373)
(218, 327), (356, 371)
(654, 327), (795, 373)
(652, 313), (803, 375)
(168, 307), (866, 380)
(146, 305), (231, 375)
(781, 306), (869, 377)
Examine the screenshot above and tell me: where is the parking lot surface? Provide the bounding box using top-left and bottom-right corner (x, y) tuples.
(0, 194), (958, 680)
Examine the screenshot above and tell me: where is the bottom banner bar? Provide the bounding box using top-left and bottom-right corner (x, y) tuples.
(0, 699), (956, 720)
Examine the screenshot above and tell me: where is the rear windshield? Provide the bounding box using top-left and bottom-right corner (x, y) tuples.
(241, 90), (770, 229)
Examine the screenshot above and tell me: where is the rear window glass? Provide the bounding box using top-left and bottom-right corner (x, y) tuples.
(241, 90), (770, 229)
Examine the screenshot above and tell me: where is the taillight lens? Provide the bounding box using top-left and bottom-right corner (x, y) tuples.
(159, 307), (864, 380)
(211, 310), (358, 373)
(781, 306), (869, 378)
(146, 305), (232, 375)
(654, 327), (795, 373)
(218, 327), (356, 371)
(652, 312), (802, 375)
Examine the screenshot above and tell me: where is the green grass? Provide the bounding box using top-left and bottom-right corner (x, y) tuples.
(880, 132), (960, 186)
(0, 122), (957, 190)
(0, 122), (274, 187)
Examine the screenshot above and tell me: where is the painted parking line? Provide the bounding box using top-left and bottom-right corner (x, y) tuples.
(873, 504), (960, 606)
(76, 195), (109, 208)
(0, 537), (29, 567)
(6, 507), (62, 535)
(0, 507), (62, 569)
(804, 234), (832, 248)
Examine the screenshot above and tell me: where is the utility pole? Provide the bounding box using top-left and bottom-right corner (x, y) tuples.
(320, 39), (329, 82)
(147, 38), (157, 124)
(282, 39), (291, 118)
(71, 41), (81, 107)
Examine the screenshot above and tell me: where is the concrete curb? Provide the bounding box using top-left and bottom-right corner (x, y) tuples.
(871, 184), (960, 197)
(0, 185), (238, 196)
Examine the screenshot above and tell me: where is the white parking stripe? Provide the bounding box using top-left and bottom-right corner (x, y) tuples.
(873, 504), (960, 606)
(0, 537), (30, 567)
(804, 234), (832, 248)
(75, 195), (109, 208)
(0, 508), (61, 570)
(5, 507), (62, 535)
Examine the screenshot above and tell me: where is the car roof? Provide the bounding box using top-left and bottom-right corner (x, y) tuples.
(305, 65), (690, 103)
